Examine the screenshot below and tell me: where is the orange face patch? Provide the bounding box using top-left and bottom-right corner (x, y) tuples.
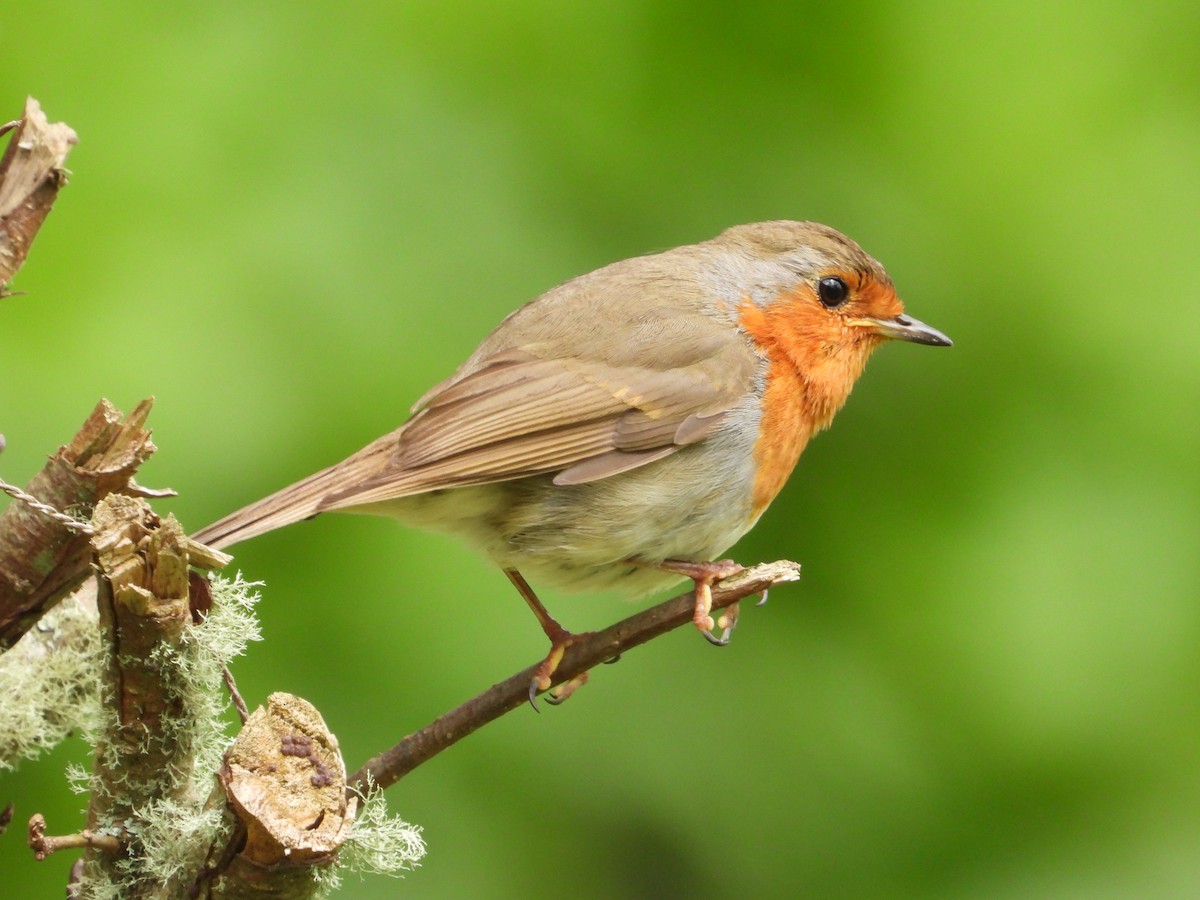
(846, 269), (904, 322)
(737, 272), (900, 517)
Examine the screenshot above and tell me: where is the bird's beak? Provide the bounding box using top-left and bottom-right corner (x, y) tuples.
(854, 313), (953, 347)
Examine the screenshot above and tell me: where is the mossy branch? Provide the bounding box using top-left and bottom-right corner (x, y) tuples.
(1, 96), (420, 895)
(84, 495), (206, 895)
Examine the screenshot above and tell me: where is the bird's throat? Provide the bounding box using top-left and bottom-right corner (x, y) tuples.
(738, 299), (879, 515)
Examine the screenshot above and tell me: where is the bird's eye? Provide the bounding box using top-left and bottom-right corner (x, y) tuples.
(817, 276), (850, 308)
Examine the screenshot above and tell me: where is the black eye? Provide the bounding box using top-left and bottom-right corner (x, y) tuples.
(817, 276), (849, 308)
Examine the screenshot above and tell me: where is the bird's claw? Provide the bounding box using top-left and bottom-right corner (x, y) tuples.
(702, 627), (732, 647)
(527, 677), (543, 712)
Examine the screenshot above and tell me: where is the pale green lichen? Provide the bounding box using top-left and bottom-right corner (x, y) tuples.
(65, 760), (91, 794)
(313, 781), (426, 896)
(12, 573), (424, 897)
(0, 592), (105, 770)
(343, 784), (426, 876)
(126, 795), (235, 888)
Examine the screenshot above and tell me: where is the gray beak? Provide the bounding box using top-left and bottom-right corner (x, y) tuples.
(862, 313), (953, 347)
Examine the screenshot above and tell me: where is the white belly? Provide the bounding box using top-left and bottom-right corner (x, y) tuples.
(364, 415), (763, 598)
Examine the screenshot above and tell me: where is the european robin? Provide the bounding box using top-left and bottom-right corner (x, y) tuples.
(194, 220), (951, 702)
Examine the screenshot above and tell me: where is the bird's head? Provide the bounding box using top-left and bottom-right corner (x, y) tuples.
(724, 220), (951, 428)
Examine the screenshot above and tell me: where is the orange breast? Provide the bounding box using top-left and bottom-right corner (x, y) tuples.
(737, 301), (815, 518)
(735, 271), (898, 518)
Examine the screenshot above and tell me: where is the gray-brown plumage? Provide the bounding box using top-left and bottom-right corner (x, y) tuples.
(193, 221), (949, 602)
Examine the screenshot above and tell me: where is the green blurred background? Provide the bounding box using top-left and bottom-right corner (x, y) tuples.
(3, 1), (1198, 896)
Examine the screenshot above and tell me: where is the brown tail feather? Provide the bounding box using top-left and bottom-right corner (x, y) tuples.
(191, 434), (399, 551)
(190, 464), (339, 550)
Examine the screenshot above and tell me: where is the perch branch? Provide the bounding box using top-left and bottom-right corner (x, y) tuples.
(348, 560), (800, 792)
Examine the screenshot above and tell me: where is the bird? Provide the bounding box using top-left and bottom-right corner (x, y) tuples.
(193, 220), (951, 703)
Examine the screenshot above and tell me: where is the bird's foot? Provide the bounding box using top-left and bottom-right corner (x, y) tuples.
(505, 568), (596, 709)
(527, 619), (595, 711)
(657, 558), (745, 643)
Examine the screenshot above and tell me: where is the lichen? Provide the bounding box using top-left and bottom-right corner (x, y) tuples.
(0, 592), (104, 770)
(313, 779), (426, 896)
(79, 573), (263, 897)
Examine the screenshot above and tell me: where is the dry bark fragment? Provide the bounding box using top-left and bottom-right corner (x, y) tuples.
(0, 96), (77, 288)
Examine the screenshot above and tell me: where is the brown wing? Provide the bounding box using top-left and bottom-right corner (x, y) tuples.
(318, 334), (758, 510)
(192, 260), (763, 552)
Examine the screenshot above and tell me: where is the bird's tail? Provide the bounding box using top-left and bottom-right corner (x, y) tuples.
(191, 435), (396, 551)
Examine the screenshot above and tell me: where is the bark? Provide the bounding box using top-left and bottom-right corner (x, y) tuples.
(0, 399), (158, 649)
(0, 96), (77, 288)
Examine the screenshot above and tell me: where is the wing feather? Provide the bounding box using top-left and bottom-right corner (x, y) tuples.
(319, 311), (761, 509)
(400, 363), (617, 467)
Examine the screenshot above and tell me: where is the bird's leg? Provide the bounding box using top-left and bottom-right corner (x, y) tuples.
(504, 568), (593, 708)
(656, 558), (745, 646)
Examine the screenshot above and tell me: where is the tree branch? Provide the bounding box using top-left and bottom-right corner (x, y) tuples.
(0, 399), (231, 652)
(348, 560), (800, 792)
(27, 814), (120, 861)
(0, 399), (159, 649)
(0, 96), (77, 289)
(85, 495), (197, 891)
(206, 693), (357, 899)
